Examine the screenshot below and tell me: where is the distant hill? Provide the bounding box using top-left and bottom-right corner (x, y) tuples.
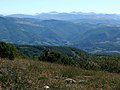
(6, 12), (120, 20)
(6, 14), (35, 18)
(0, 17), (65, 45)
(1, 13), (120, 54)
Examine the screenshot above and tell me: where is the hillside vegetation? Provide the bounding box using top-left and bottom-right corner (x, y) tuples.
(0, 42), (120, 90)
(0, 42), (120, 73)
(0, 59), (120, 90)
(16, 44), (120, 73)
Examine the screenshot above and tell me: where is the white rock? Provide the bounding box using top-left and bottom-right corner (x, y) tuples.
(43, 86), (50, 89)
(65, 78), (76, 84)
(79, 80), (87, 84)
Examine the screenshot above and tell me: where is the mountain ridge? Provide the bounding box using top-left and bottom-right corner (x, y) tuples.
(1, 14), (120, 54)
(5, 12), (120, 20)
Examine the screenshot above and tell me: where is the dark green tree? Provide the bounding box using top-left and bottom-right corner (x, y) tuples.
(0, 41), (17, 60)
(38, 49), (74, 65)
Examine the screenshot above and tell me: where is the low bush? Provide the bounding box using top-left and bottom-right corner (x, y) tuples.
(0, 42), (18, 60)
(38, 49), (75, 65)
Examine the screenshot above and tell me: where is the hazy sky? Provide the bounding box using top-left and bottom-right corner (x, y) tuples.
(0, 0), (120, 15)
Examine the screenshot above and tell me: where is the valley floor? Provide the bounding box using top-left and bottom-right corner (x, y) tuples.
(0, 59), (120, 90)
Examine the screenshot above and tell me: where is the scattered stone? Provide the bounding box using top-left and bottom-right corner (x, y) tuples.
(79, 80), (87, 84)
(55, 76), (59, 79)
(43, 86), (50, 89)
(66, 84), (71, 87)
(28, 80), (32, 84)
(84, 76), (93, 78)
(65, 78), (76, 84)
(84, 76), (94, 79)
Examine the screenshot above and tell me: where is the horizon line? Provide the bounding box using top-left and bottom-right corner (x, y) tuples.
(1, 11), (120, 16)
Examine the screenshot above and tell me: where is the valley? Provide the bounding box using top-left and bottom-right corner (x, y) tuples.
(1, 13), (120, 54)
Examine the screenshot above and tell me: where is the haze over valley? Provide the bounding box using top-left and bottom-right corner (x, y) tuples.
(1, 12), (120, 54)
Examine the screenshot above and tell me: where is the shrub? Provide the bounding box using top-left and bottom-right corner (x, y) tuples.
(100, 59), (120, 73)
(78, 60), (100, 70)
(0, 41), (17, 60)
(38, 49), (75, 65)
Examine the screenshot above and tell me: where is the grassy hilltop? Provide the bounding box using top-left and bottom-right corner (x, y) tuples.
(0, 59), (120, 90)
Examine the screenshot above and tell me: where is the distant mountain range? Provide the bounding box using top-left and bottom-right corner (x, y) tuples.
(1, 12), (120, 54)
(6, 12), (120, 20)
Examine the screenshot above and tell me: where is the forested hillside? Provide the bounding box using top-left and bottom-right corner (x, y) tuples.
(1, 13), (120, 54)
(0, 41), (120, 90)
(1, 42), (120, 73)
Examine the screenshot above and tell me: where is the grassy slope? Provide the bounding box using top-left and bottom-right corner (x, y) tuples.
(0, 59), (120, 90)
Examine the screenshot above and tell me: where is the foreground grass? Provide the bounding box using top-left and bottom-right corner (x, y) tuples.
(0, 59), (120, 90)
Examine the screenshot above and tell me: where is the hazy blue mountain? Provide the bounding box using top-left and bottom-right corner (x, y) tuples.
(1, 14), (120, 54)
(39, 20), (83, 41)
(6, 12), (120, 20)
(0, 17), (65, 45)
(73, 26), (120, 54)
(6, 14), (35, 18)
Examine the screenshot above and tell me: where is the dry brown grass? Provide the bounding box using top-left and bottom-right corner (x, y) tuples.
(0, 59), (120, 90)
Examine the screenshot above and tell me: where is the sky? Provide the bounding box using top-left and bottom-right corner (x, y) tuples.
(0, 0), (120, 15)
